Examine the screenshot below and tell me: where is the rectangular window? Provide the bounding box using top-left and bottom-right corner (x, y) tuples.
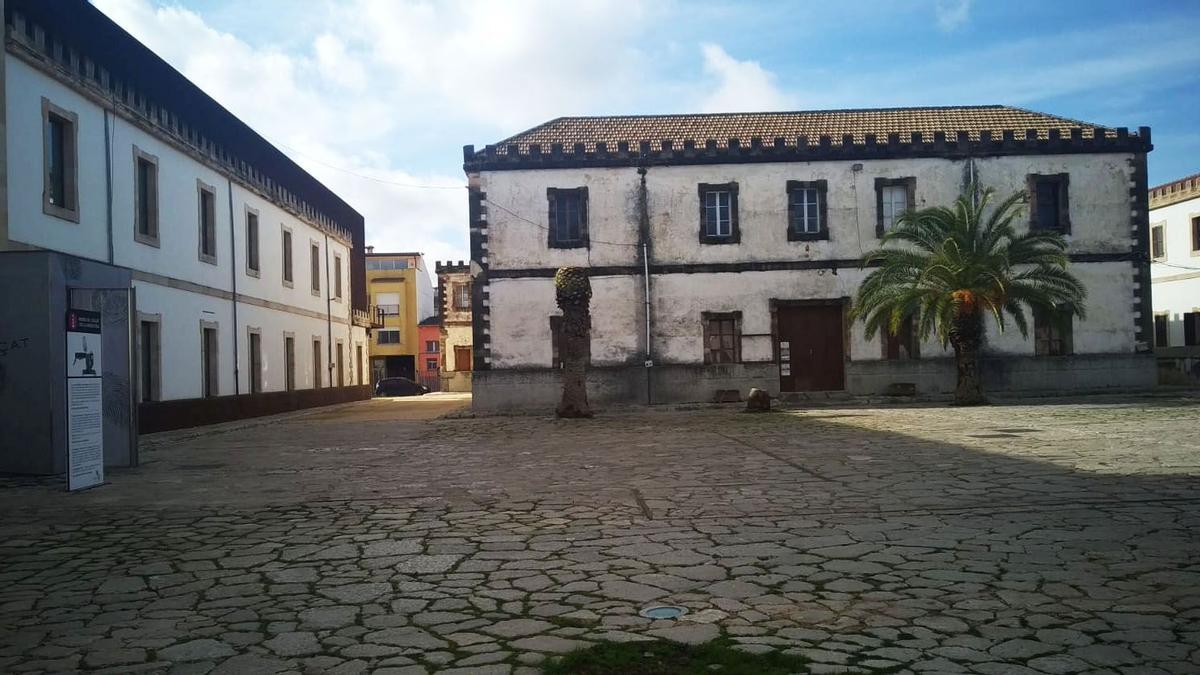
(547, 187), (588, 248)
(367, 259), (410, 271)
(875, 178), (915, 236)
(201, 325), (219, 397)
(425, 340), (439, 353)
(1151, 224), (1166, 260)
(455, 345), (473, 372)
(139, 320), (160, 402)
(43, 98), (79, 221)
(1034, 306), (1074, 356)
(1185, 312), (1200, 347)
(1192, 216), (1200, 253)
(376, 292), (400, 316)
(198, 182), (217, 263)
(282, 228), (294, 285)
(246, 210), (260, 275)
(883, 315), (920, 360)
(313, 339), (323, 388)
(702, 312), (742, 365)
(134, 149), (159, 245)
(284, 335), (296, 391)
(377, 329), (400, 344)
(787, 180), (828, 240)
(454, 283), (471, 310)
(311, 243), (321, 294)
(426, 358), (439, 372)
(334, 255), (343, 300)
(1155, 314), (1169, 348)
(248, 330), (262, 394)
(1028, 173), (1071, 233)
(337, 343), (345, 387)
(699, 183), (739, 243)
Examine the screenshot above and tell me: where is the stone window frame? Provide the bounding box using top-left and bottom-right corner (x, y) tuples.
(310, 239), (322, 296)
(281, 224), (294, 287)
(698, 182), (740, 245)
(1033, 305), (1074, 357)
(283, 331), (296, 391)
(547, 187), (589, 249)
(244, 206), (261, 278)
(786, 179), (829, 242)
(1150, 221), (1167, 261)
(132, 146), (160, 247)
(875, 177), (916, 237)
(702, 311), (743, 365)
(333, 253), (343, 301)
(196, 179), (218, 265)
(136, 312), (162, 402)
(1190, 213), (1200, 256)
(1027, 173), (1071, 235)
(42, 97), (80, 223)
(200, 319), (220, 398)
(246, 325), (264, 394)
(881, 314), (921, 360)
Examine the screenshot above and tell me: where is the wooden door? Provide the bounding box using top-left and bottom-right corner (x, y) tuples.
(777, 304), (845, 391)
(455, 346), (473, 372)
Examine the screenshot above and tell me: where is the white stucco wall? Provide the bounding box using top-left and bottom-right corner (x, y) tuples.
(1148, 194), (1200, 346)
(7, 52), (367, 400)
(480, 151), (1139, 371)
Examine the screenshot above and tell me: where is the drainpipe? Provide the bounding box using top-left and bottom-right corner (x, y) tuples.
(324, 232), (333, 386)
(227, 178), (240, 395)
(637, 165), (653, 405)
(103, 109), (113, 263)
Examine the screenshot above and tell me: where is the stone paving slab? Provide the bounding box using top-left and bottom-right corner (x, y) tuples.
(1, 396), (1199, 673)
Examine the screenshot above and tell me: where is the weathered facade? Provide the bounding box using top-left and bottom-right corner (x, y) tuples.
(0, 0), (372, 471)
(1148, 173), (1200, 384)
(436, 261), (473, 392)
(463, 107), (1156, 411)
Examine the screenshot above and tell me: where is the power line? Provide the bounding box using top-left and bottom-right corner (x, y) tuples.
(1153, 260), (1200, 272)
(483, 198), (641, 248)
(274, 141), (467, 190)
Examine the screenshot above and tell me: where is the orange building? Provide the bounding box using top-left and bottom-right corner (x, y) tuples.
(418, 317), (442, 391)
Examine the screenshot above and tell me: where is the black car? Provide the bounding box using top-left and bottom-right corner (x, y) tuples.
(375, 377), (429, 397)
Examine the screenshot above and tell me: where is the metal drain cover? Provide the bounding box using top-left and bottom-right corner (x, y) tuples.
(639, 605), (688, 619)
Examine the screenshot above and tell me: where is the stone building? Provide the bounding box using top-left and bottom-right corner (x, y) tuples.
(462, 106), (1156, 411)
(1148, 173), (1200, 383)
(0, 0), (373, 472)
(436, 261), (473, 392)
(365, 250), (435, 382)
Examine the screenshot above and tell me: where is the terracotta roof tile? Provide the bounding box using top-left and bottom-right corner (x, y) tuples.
(490, 105), (1114, 153)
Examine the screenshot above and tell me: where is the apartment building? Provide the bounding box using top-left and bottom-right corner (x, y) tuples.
(366, 250), (435, 382)
(1148, 173), (1200, 384)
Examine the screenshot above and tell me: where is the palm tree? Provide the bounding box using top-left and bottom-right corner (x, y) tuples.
(852, 185), (1086, 406)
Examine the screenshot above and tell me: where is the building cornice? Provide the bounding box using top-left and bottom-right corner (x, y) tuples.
(463, 127), (1151, 173)
(1149, 173), (1200, 210)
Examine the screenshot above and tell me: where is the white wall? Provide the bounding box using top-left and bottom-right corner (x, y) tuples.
(481, 152), (1139, 369)
(1148, 194), (1200, 346)
(7, 52), (367, 400)
(481, 153), (1135, 270)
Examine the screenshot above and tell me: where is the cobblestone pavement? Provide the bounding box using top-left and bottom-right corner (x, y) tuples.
(2, 395), (1199, 674)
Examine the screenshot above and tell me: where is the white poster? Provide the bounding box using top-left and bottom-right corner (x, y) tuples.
(66, 309), (104, 491)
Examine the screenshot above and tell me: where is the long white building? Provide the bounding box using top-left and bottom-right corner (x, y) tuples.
(0, 0), (374, 473)
(463, 107), (1156, 410)
(1148, 173), (1200, 384)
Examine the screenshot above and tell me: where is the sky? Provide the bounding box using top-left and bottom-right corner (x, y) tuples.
(91, 0), (1200, 268)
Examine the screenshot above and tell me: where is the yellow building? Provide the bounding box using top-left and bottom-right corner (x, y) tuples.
(365, 250), (435, 382)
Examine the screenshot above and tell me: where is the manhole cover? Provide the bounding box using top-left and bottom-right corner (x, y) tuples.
(639, 605), (688, 619)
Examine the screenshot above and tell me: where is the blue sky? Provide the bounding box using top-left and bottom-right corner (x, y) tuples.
(93, 0), (1200, 264)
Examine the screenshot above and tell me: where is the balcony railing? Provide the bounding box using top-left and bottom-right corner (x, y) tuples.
(353, 306), (387, 329)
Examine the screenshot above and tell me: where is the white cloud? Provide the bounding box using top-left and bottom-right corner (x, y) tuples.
(314, 34), (367, 91)
(935, 0), (972, 33)
(697, 44), (796, 113)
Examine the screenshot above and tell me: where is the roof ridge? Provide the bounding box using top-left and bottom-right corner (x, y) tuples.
(532, 104), (1012, 122)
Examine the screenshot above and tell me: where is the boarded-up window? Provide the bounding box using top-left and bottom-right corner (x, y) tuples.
(702, 312), (742, 364)
(1034, 306), (1073, 356)
(1185, 312), (1200, 347)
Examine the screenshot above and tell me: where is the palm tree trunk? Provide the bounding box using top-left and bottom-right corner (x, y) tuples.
(557, 302), (592, 418)
(949, 312), (987, 406)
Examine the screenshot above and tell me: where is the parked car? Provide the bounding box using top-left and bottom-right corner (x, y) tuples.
(374, 377), (429, 397)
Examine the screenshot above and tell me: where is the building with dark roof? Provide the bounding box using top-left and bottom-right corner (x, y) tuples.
(463, 106), (1156, 410)
(0, 0), (375, 473)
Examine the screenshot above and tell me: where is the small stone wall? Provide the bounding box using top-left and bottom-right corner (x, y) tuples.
(139, 385), (374, 434)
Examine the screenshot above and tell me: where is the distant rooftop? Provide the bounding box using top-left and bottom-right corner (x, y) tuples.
(1149, 172), (1200, 210)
